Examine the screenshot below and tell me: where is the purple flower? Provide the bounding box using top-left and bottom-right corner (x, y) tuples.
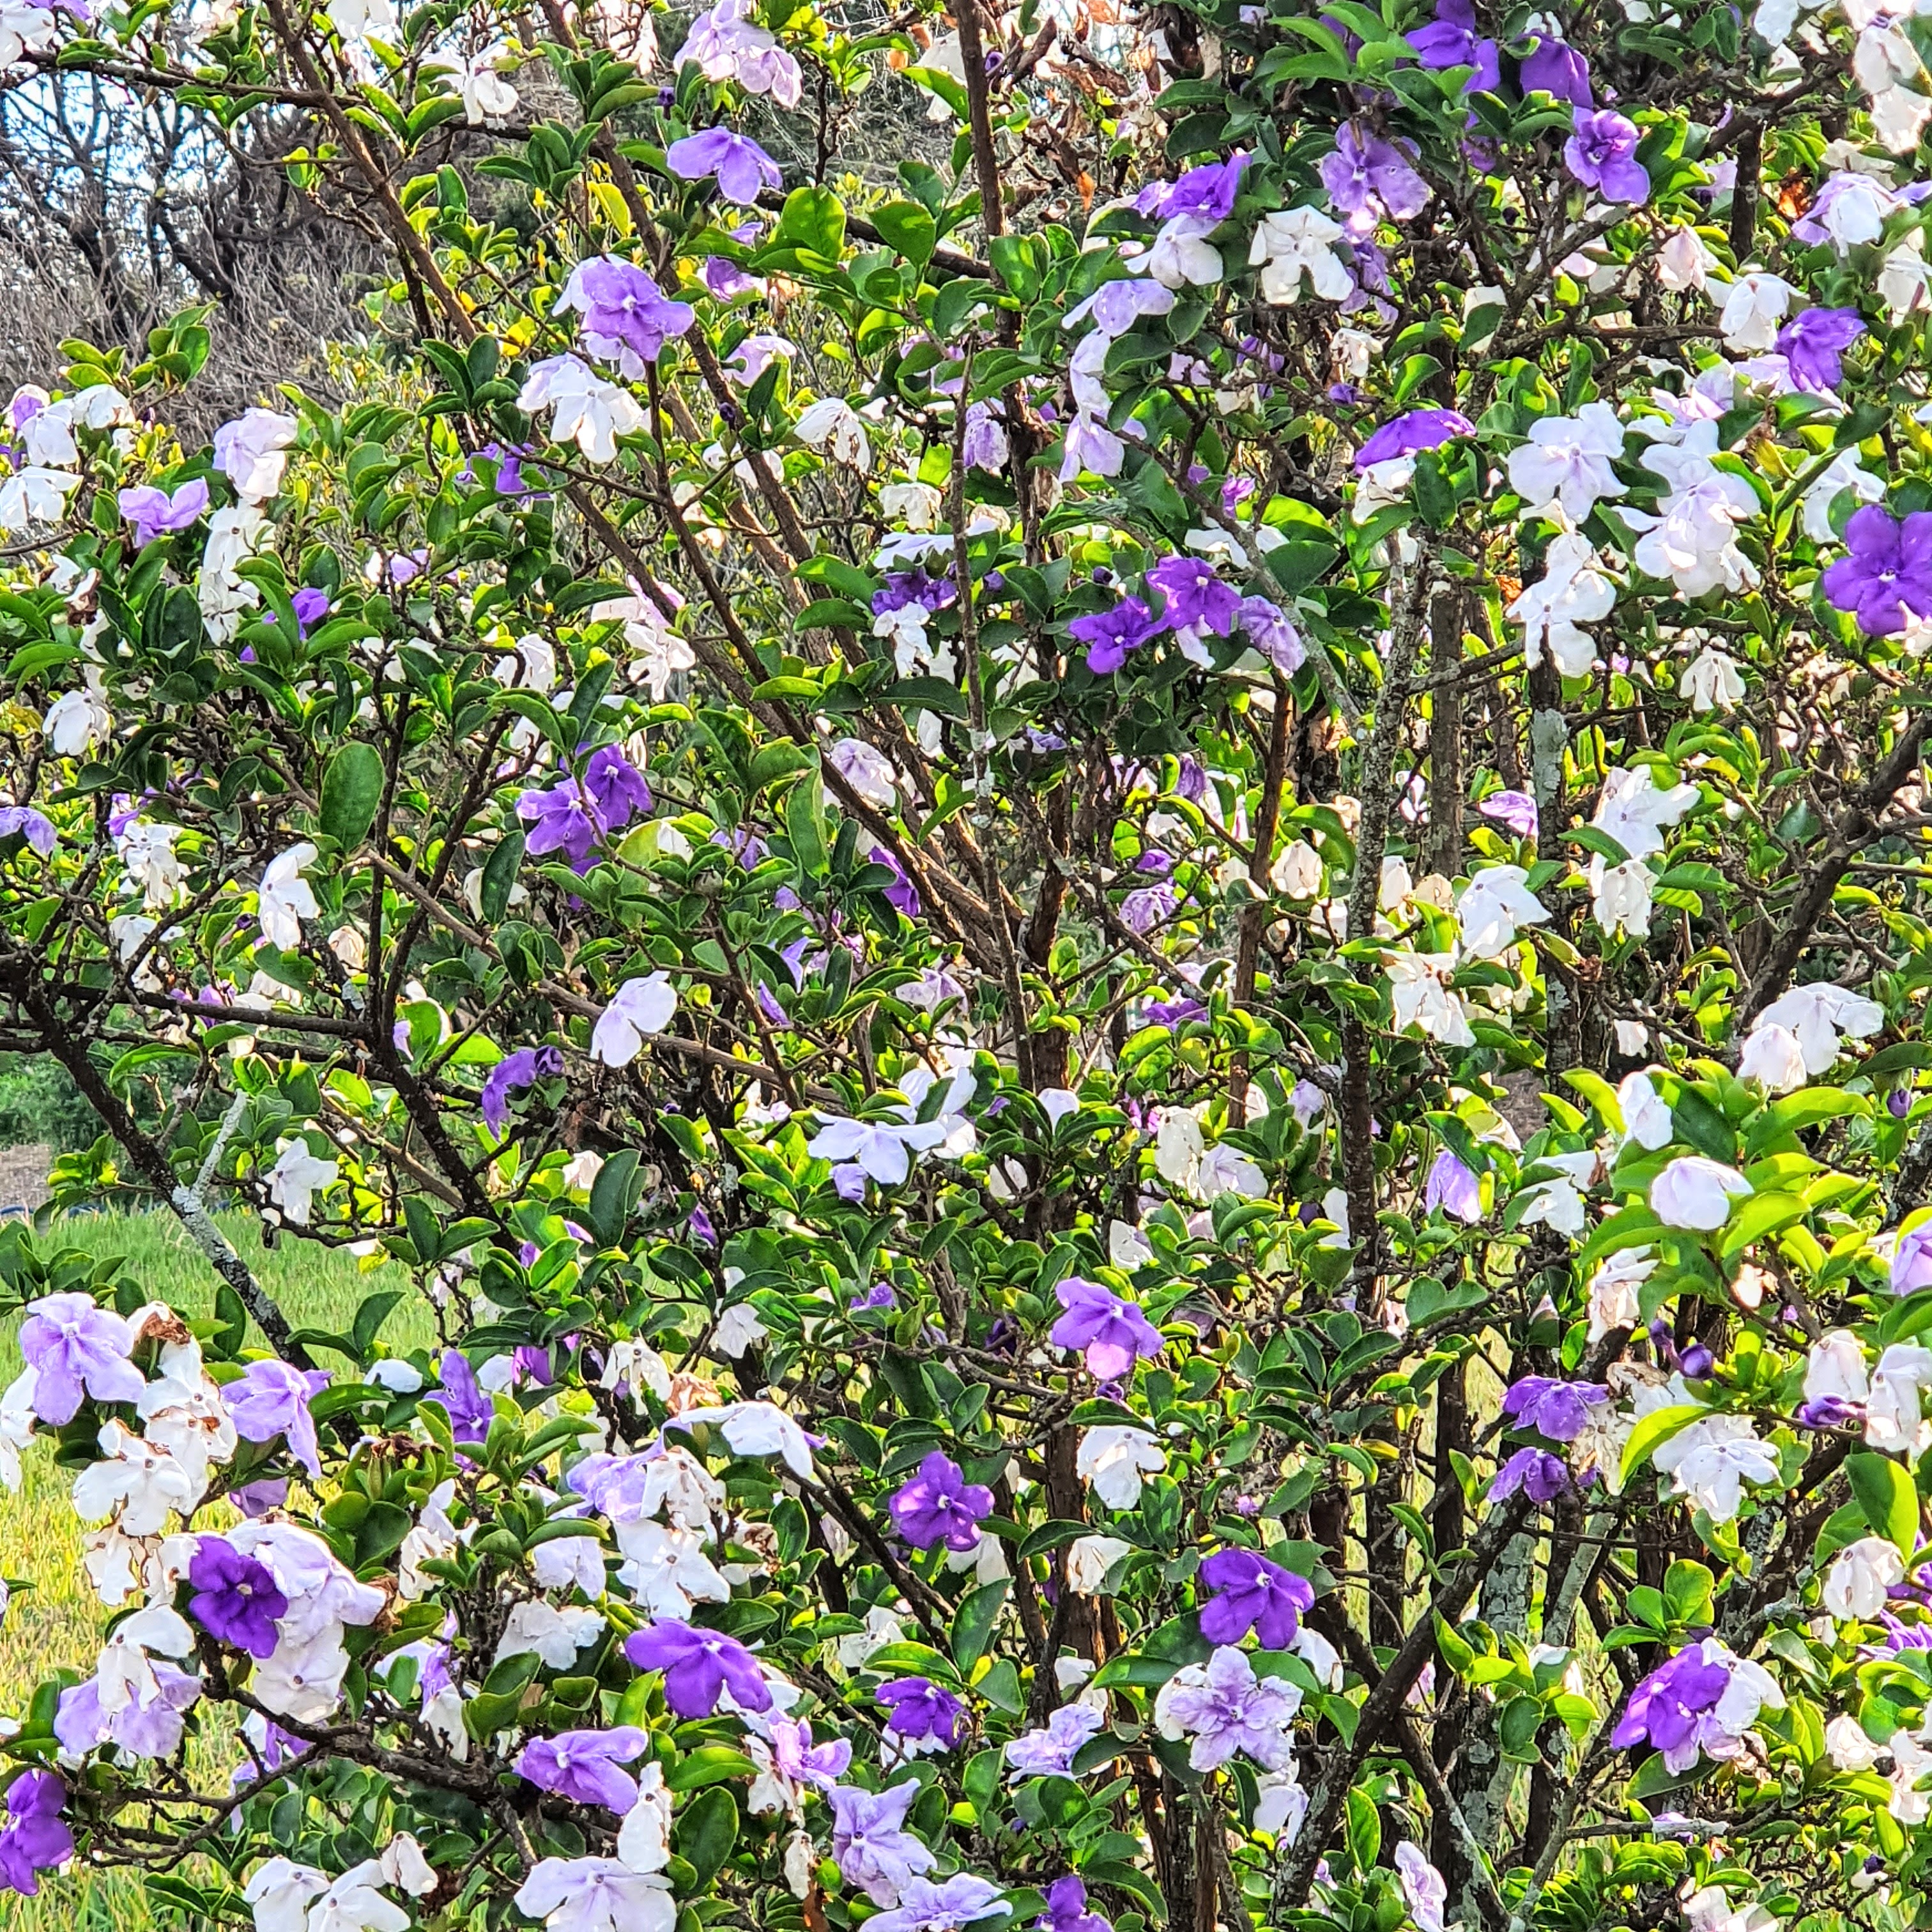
(1501, 1376), (1607, 1443)
(519, 778), (602, 867)
(851, 1282), (898, 1312)
(291, 587), (330, 637)
(1239, 595), (1305, 672)
(1520, 34), (1591, 103)
(869, 845), (922, 917)
(1144, 995), (1206, 1027)
(1488, 1446), (1571, 1502)
(625, 1618), (773, 1718)
(703, 254), (762, 299)
(877, 1676), (967, 1747)
(1404, 0), (1499, 88)
(1005, 1703), (1107, 1777)
(583, 745), (652, 829)
(1156, 1645), (1300, 1770)
(1142, 151), (1250, 222)
(0, 806), (55, 856)
(1894, 1223), (1932, 1294)
(1611, 1644), (1732, 1763)
(1564, 107), (1649, 205)
(482, 1044), (565, 1133)
(424, 1348), (493, 1446)
(829, 1780), (937, 1905)
(666, 128), (784, 204)
(18, 1292), (142, 1425)
(767, 1714), (852, 1789)
(1355, 408), (1475, 468)
(1319, 123), (1430, 234)
(1775, 307), (1866, 393)
(231, 1476), (289, 1517)
(1040, 1876), (1112, 1932)
(1424, 1150), (1482, 1223)
(1823, 507), (1932, 636)
(118, 477), (210, 547)
(1146, 553), (1240, 637)
(1478, 790), (1538, 838)
(0, 1772), (72, 1897)
(188, 1535), (288, 1658)
(889, 1450), (993, 1552)
(1050, 1276), (1165, 1379)
(517, 1726), (651, 1811)
(832, 1163), (869, 1201)
(1198, 1548), (1315, 1648)
(568, 259), (696, 370)
(1069, 596), (1160, 675)
(1121, 880), (1177, 933)
(222, 1358), (331, 1480)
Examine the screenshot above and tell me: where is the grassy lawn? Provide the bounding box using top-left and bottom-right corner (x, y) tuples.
(0, 1209), (423, 1930)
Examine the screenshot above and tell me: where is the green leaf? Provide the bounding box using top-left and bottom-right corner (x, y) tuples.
(665, 1747), (755, 1791)
(480, 831), (524, 924)
(951, 1579), (1009, 1671)
(776, 186), (846, 261)
(786, 770), (828, 878)
(674, 1786), (739, 1888)
(1849, 1451), (1920, 1558)
(873, 199), (938, 266)
(320, 742), (385, 850)
(1344, 1786), (1380, 1873)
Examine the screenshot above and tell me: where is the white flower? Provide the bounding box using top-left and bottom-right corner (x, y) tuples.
(827, 737), (897, 806)
(267, 1138), (337, 1225)
(1271, 839), (1323, 896)
(1141, 213), (1225, 289)
(246, 1857), (331, 1932)
(1650, 1155), (1750, 1230)
(1867, 1344), (1932, 1455)
(1756, 983), (1885, 1075)
(880, 480), (943, 530)
(1682, 645), (1744, 712)
(515, 1858), (676, 1932)
(1718, 272), (1798, 352)
(72, 1420), (197, 1536)
(1656, 226), (1720, 293)
(1892, 1729), (1932, 1823)
(1805, 1330), (1869, 1407)
(431, 43), (519, 121)
(1155, 1108), (1204, 1190)
(1652, 1413), (1778, 1521)
(615, 1519), (733, 1615)
(1077, 1427), (1167, 1508)
(794, 398), (872, 471)
(1066, 1533), (1133, 1594)
(1824, 1536), (1906, 1618)
(496, 1600), (606, 1670)
(258, 843), (319, 948)
(1197, 1141), (1266, 1199)
(1386, 949), (1475, 1047)
(1255, 1767), (1309, 1839)
(1588, 1247), (1655, 1340)
(615, 1763), (674, 1871)
(199, 502), (267, 641)
(0, 0), (59, 66)
(1249, 207), (1351, 303)
(592, 972), (678, 1066)
(1827, 1713), (1885, 1770)
(1737, 1022), (1808, 1092)
(668, 1399), (818, 1480)
(93, 1603), (196, 1717)
(43, 670), (111, 755)
(1625, 430), (1762, 596)
(1517, 1176), (1586, 1236)
(531, 1531), (608, 1600)
(808, 1112), (947, 1185)
(1590, 857), (1653, 937)
(214, 409), (298, 500)
(1509, 532), (1616, 675)
(1616, 1072), (1674, 1151)
(518, 355), (645, 463)
(1880, 230), (1932, 322)
(305, 1860), (411, 1932)
(1109, 1218), (1154, 1268)
(712, 1303), (767, 1359)
(0, 463), (82, 530)
(1455, 864), (1549, 959)
(1506, 402), (1627, 521)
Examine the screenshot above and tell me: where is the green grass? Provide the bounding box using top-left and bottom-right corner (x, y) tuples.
(1, 1209), (424, 1929)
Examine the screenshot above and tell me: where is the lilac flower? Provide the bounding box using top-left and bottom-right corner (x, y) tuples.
(1774, 307), (1866, 393)
(851, 1282), (898, 1311)
(188, 1535), (288, 1658)
(519, 778), (601, 867)
(1239, 596), (1305, 672)
(1488, 1446), (1572, 1501)
(1142, 152), (1250, 222)
(1146, 554), (1239, 636)
(963, 402), (1009, 471)
(1894, 1223), (1932, 1294)
(1355, 408), (1475, 468)
(1564, 108), (1649, 204)
(118, 477), (210, 547)
(625, 1618), (773, 1717)
(518, 1727), (651, 1811)
(56, 1665), (200, 1760)
(1004, 1702), (1107, 1777)
(763, 1713), (852, 1791)
(222, 1358), (330, 1480)
(0, 1772), (72, 1897)
(666, 128), (784, 204)
(877, 1676), (967, 1748)
(18, 1292), (142, 1425)
(1050, 1276), (1165, 1379)
(1319, 124), (1430, 234)
(869, 845), (922, 918)
(888, 1450), (993, 1551)
(1198, 1548), (1315, 1647)
(424, 1348), (493, 1446)
(1478, 790), (1538, 838)
(1611, 1644), (1733, 1763)
(1823, 507), (1932, 636)
(1404, 0), (1499, 89)
(1144, 995), (1206, 1027)
(231, 1476), (289, 1517)
(1069, 596), (1160, 675)
(829, 1780), (937, 1904)
(868, 1874), (1012, 1932)
(1153, 1644), (1301, 1770)
(703, 254), (762, 300)
(583, 746), (652, 828)
(482, 1044), (565, 1134)
(0, 806), (55, 856)
(560, 258), (696, 372)
(1039, 1876), (1112, 1932)
(1121, 880), (1178, 933)
(291, 587), (330, 637)
(1520, 34), (1591, 103)
(1501, 1377), (1607, 1442)
(1424, 1150), (1482, 1223)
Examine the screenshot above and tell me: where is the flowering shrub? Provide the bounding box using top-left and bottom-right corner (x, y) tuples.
(4, 0), (1932, 1929)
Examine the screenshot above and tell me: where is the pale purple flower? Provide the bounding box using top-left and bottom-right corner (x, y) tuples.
(1478, 790), (1538, 838)
(1423, 1150), (1481, 1222)
(1140, 152), (1249, 222)
(888, 1450), (993, 1552)
(1121, 880), (1177, 933)
(224, 1357), (331, 1479)
(18, 1292), (142, 1425)
(517, 1726), (651, 1812)
(1564, 107), (1649, 204)
(1319, 123), (1430, 234)
(55, 1664), (200, 1760)
(0, 806), (55, 856)
(867, 1874), (1011, 1932)
(703, 255), (762, 300)
(963, 402), (1008, 471)
(119, 478), (210, 546)
(870, 845), (922, 917)
(829, 1780), (937, 1904)
(1239, 596), (1305, 671)
(666, 128), (784, 204)
(1355, 408), (1474, 468)
(1155, 1645), (1300, 1770)
(1050, 1276), (1165, 1379)
(1894, 1222), (1932, 1294)
(625, 1618), (772, 1717)
(1004, 1702), (1107, 1778)
(766, 1713), (852, 1789)
(1198, 1548), (1314, 1647)
(560, 258), (695, 373)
